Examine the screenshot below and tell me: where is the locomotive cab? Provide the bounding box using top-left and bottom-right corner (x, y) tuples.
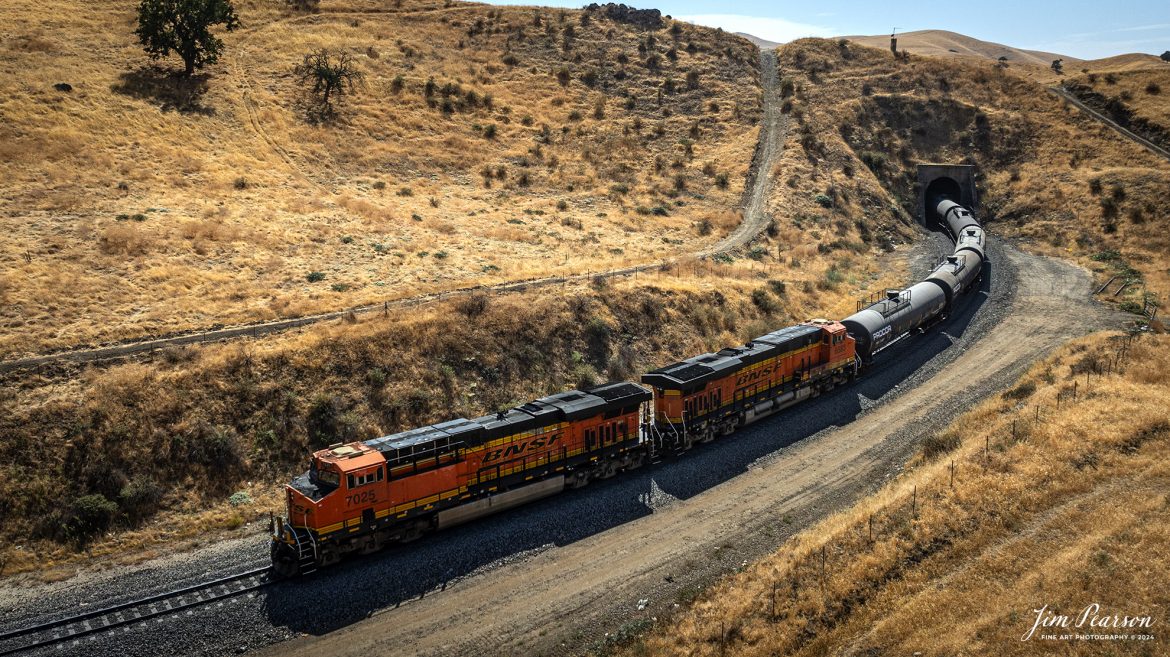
(273, 443), (388, 576)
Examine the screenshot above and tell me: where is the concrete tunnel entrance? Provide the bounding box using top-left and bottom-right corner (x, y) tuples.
(916, 163), (978, 228)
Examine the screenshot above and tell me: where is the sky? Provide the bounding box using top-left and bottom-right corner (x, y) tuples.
(474, 0), (1170, 60)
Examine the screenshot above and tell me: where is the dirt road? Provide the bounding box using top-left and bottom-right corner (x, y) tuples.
(259, 241), (1118, 657)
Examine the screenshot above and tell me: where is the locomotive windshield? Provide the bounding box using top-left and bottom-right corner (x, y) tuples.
(310, 460), (340, 491)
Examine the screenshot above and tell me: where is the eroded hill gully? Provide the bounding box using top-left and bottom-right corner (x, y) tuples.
(0, 50), (784, 374)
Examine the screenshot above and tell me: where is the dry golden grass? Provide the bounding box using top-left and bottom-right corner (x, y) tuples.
(619, 331), (1170, 657)
(771, 38), (1170, 319)
(846, 29), (1073, 67)
(1064, 67), (1170, 134)
(0, 0), (761, 357)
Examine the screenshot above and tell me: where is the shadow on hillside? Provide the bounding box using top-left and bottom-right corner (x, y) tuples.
(258, 252), (996, 637)
(112, 66), (214, 115)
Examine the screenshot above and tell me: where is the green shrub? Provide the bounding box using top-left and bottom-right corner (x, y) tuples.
(119, 477), (164, 524)
(859, 151), (885, 172)
(306, 271), (326, 282)
(814, 194), (833, 208)
(58, 494), (119, 547)
(1002, 381), (1036, 401)
(751, 288), (780, 313)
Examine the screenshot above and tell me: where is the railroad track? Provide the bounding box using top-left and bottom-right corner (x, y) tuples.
(0, 567), (273, 656)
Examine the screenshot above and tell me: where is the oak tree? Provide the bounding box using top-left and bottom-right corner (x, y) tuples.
(135, 0), (240, 76)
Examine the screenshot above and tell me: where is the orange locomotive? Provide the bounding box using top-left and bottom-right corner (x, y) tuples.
(642, 320), (858, 451)
(271, 382), (650, 576)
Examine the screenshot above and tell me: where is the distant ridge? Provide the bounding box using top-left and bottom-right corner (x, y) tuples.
(734, 28), (1169, 72)
(843, 29), (1076, 66)
(736, 32), (781, 49)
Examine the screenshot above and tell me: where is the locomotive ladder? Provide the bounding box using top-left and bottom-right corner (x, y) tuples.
(293, 528), (318, 575)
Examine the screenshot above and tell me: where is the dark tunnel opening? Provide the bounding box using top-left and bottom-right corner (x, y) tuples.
(924, 177), (962, 227)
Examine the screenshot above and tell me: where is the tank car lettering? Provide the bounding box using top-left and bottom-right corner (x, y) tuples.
(873, 326), (892, 341)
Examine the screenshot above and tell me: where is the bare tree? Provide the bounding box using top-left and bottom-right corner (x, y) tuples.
(294, 49), (364, 120)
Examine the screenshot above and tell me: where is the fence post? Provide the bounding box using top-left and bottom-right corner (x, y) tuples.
(820, 545), (826, 591)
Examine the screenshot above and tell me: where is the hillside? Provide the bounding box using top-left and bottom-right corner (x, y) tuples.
(0, 0), (762, 358)
(736, 32), (781, 50)
(764, 38), (1170, 319)
(845, 29), (1075, 66)
(1062, 67), (1170, 152)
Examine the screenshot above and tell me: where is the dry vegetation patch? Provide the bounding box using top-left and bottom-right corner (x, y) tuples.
(0, 0), (761, 357)
(616, 331), (1170, 657)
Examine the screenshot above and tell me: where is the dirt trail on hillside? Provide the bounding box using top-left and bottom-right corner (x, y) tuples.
(259, 243), (1119, 657)
(0, 52), (784, 374)
(702, 49), (785, 256)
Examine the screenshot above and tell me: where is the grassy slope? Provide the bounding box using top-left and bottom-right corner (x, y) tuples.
(0, 0), (761, 357)
(622, 331), (1170, 657)
(771, 38), (1170, 316)
(1063, 67), (1170, 138)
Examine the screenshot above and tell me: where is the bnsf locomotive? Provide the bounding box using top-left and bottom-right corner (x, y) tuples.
(271, 195), (985, 576)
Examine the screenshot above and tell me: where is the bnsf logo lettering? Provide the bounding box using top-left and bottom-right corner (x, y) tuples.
(482, 434), (561, 463)
(735, 366), (772, 386)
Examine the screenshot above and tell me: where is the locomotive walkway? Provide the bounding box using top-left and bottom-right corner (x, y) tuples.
(0, 51), (787, 376)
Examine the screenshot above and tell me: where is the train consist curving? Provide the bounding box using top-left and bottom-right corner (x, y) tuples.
(271, 195), (986, 576)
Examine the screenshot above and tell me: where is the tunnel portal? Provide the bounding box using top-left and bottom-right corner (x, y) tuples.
(916, 164), (978, 227)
